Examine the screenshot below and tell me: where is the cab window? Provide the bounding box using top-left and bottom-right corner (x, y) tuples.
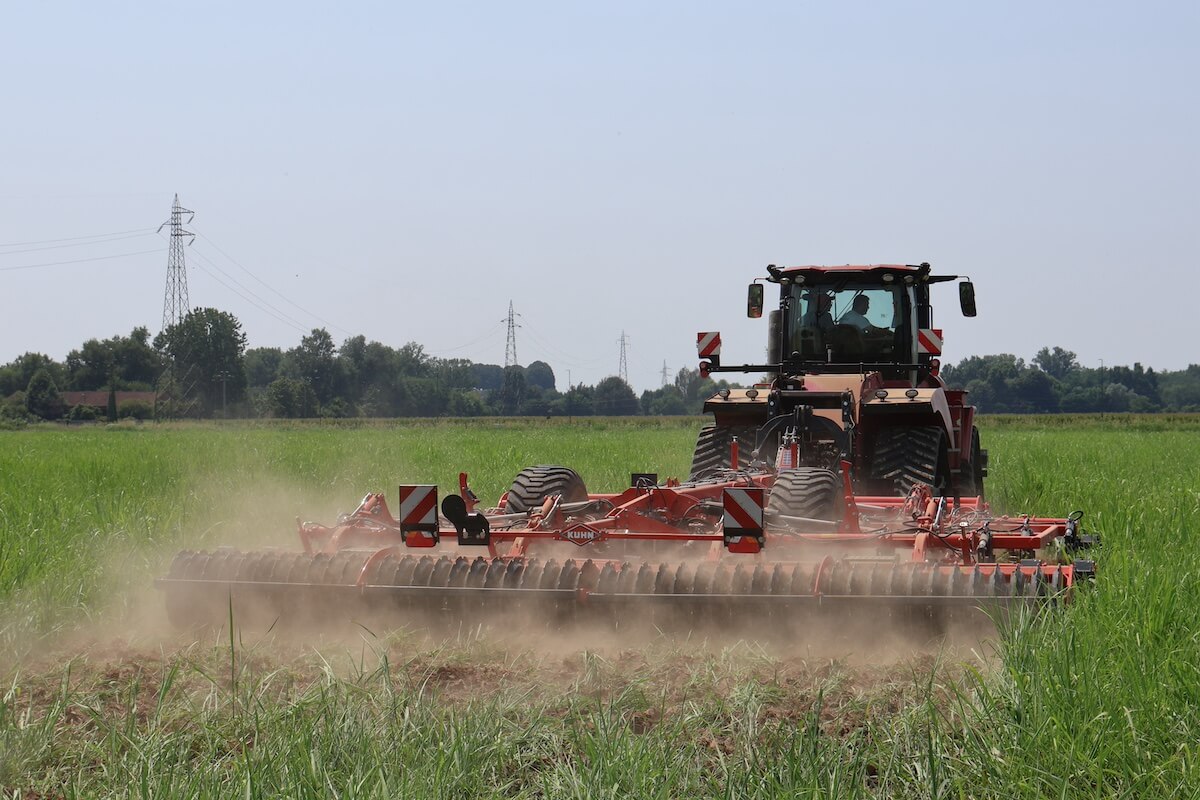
(790, 283), (905, 362)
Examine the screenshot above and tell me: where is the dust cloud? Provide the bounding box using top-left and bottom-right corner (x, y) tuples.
(4, 466), (1000, 690)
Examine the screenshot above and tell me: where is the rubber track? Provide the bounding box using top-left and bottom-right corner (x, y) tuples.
(688, 424), (759, 481)
(867, 426), (946, 495)
(503, 466), (588, 513)
(166, 549), (1065, 602)
(956, 426), (983, 498)
(767, 468), (842, 521)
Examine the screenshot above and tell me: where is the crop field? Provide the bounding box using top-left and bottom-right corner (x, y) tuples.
(2, 416), (1200, 798)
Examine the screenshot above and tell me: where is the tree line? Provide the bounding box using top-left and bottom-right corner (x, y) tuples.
(0, 308), (733, 421)
(3, 309), (1199, 422)
(941, 346), (1200, 413)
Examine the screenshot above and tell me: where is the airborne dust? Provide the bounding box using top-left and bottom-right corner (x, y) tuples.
(3, 468), (998, 732)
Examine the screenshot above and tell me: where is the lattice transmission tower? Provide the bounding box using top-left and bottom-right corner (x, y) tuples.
(156, 195), (199, 420)
(617, 331), (629, 384)
(660, 360), (671, 388)
(158, 194), (195, 330)
(503, 301), (521, 367)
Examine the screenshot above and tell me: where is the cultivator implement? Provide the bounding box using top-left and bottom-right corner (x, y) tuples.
(159, 464), (1096, 633)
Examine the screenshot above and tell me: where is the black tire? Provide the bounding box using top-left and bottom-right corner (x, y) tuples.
(504, 465), (589, 513)
(767, 467), (843, 521)
(866, 426), (949, 496)
(952, 426), (985, 499)
(688, 424), (761, 481)
(969, 426), (986, 499)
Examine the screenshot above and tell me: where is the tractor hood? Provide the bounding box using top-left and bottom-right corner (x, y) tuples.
(704, 373), (954, 439)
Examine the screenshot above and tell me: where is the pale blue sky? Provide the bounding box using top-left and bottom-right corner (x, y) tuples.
(1, 1), (1196, 391)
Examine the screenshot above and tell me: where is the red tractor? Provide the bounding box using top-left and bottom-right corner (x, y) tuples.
(692, 262), (985, 521)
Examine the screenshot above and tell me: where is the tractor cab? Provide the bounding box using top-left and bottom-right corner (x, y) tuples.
(698, 262), (982, 495)
(756, 263), (976, 384)
(789, 280), (907, 365)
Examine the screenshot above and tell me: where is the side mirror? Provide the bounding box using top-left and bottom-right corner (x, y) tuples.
(959, 281), (977, 317)
(747, 283), (764, 319)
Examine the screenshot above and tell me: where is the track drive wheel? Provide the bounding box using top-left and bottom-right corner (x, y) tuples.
(503, 465), (589, 513)
(688, 424), (759, 481)
(866, 425), (950, 496)
(767, 467), (843, 521)
(954, 426), (986, 499)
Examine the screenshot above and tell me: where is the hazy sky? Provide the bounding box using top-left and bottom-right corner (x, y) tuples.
(2, 1), (1196, 392)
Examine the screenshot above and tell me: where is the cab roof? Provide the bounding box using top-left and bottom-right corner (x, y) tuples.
(778, 263), (923, 275)
(768, 263), (956, 284)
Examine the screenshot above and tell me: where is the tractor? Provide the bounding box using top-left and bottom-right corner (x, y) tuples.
(691, 262), (986, 523)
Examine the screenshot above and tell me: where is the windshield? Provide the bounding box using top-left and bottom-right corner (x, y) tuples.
(789, 283), (906, 362)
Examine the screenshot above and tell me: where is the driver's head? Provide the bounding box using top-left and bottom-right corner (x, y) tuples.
(853, 295), (870, 313)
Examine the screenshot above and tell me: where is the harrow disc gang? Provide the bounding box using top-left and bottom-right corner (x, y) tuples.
(160, 548), (1077, 632)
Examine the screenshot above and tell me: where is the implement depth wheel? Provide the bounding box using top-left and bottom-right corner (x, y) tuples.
(767, 467), (843, 522)
(504, 465), (588, 513)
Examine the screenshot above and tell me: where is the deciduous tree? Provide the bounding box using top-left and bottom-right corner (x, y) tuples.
(593, 376), (639, 415)
(25, 369), (65, 420)
(155, 308), (248, 415)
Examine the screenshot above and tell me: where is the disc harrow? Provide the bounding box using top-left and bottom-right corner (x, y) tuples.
(158, 463), (1096, 633)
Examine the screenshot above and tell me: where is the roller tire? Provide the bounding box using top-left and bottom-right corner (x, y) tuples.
(867, 426), (949, 496)
(689, 424), (759, 481)
(503, 465), (588, 514)
(767, 467), (843, 521)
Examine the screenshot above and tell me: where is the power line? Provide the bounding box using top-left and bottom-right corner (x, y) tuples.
(0, 230), (158, 255)
(519, 319), (607, 367)
(0, 247), (165, 272)
(188, 253), (310, 335)
(0, 227), (155, 248)
(188, 245), (312, 332)
(194, 231), (353, 336)
(426, 320), (506, 356)
(189, 259), (310, 335)
(519, 336), (607, 369)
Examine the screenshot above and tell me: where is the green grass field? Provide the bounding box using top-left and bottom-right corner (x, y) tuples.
(2, 417), (1199, 798)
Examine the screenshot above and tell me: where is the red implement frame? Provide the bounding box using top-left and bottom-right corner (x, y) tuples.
(296, 469), (1087, 592)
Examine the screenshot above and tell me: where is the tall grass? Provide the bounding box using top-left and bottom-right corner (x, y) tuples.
(0, 419), (700, 642)
(1, 418), (1198, 797)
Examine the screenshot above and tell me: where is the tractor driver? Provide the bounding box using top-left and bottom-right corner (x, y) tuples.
(838, 294), (872, 331)
(799, 290), (835, 334)
(793, 290), (836, 358)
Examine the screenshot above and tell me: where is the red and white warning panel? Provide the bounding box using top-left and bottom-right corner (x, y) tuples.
(398, 484), (439, 547)
(722, 487), (765, 554)
(696, 331), (722, 358)
(917, 328), (943, 356)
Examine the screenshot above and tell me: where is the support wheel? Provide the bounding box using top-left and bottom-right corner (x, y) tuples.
(767, 467), (843, 521)
(866, 426), (950, 496)
(504, 465), (588, 513)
